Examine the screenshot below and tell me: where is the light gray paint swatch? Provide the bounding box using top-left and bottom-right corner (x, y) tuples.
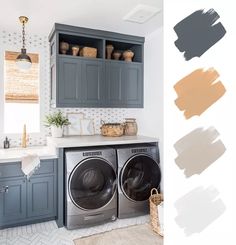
(174, 127), (226, 177)
(175, 186), (225, 236)
(174, 9), (226, 60)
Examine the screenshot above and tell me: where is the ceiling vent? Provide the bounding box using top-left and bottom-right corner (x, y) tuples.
(123, 4), (161, 24)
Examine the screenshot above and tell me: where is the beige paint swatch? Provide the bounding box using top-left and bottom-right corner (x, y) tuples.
(174, 127), (226, 177)
(174, 68), (226, 119)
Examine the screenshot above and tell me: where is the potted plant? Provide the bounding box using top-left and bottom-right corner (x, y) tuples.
(44, 111), (70, 137)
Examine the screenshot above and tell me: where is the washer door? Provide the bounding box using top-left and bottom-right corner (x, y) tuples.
(121, 154), (161, 202)
(69, 157), (116, 210)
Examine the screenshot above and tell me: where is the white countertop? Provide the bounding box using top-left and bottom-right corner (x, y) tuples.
(0, 135), (158, 164)
(47, 134), (158, 148)
(0, 146), (58, 164)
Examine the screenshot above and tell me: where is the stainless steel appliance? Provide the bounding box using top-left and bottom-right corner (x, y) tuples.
(116, 144), (161, 218)
(65, 147), (117, 229)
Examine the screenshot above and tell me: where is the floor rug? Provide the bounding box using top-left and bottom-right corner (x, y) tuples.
(73, 224), (163, 245)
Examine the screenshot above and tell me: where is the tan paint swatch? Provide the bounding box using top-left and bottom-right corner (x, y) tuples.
(174, 68), (226, 119)
(174, 127), (226, 177)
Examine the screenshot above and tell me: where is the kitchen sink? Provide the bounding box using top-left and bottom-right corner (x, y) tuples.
(0, 146), (57, 162)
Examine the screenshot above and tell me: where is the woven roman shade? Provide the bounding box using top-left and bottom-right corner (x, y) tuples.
(4, 51), (39, 103)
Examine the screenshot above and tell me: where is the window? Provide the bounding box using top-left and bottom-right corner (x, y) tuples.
(4, 51), (40, 134)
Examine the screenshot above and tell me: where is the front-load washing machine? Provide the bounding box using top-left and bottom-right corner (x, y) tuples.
(116, 144), (161, 218)
(65, 147), (117, 229)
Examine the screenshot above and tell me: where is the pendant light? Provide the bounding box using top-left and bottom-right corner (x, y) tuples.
(16, 16), (32, 70)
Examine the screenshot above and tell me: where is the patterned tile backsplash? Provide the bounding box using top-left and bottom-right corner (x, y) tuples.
(0, 30), (140, 148)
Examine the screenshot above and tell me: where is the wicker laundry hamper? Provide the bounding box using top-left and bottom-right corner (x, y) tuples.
(149, 188), (164, 237)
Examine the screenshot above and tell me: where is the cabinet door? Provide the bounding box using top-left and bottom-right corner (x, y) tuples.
(58, 57), (82, 107)
(27, 176), (55, 218)
(105, 62), (124, 106)
(81, 60), (105, 106)
(0, 179), (26, 225)
(123, 63), (143, 107)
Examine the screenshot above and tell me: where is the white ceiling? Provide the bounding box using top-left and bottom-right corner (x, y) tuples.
(0, 0), (162, 38)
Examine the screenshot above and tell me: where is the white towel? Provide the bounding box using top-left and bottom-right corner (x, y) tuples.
(21, 154), (40, 179)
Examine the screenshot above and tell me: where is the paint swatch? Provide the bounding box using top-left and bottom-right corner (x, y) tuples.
(174, 68), (226, 119)
(174, 127), (226, 177)
(174, 9), (226, 60)
(175, 186), (225, 236)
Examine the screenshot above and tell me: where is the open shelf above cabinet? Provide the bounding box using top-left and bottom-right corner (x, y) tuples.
(105, 40), (143, 63)
(59, 33), (103, 58)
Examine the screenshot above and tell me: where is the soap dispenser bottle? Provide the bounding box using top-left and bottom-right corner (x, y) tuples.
(3, 137), (10, 149)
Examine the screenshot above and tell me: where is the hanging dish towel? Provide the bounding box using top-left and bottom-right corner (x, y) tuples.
(21, 154), (40, 179)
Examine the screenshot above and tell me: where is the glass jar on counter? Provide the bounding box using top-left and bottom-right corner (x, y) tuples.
(124, 118), (138, 136)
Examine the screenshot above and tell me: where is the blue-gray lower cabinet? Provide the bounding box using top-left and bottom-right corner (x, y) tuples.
(0, 178), (26, 224)
(27, 176), (55, 218)
(0, 159), (57, 229)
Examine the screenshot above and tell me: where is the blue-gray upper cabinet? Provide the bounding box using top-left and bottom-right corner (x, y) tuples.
(0, 178), (26, 225)
(58, 56), (82, 107)
(124, 63), (143, 107)
(49, 23), (144, 108)
(105, 62), (124, 106)
(105, 61), (143, 107)
(57, 57), (105, 107)
(81, 59), (106, 107)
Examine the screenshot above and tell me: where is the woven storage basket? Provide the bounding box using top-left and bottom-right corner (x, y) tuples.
(149, 188), (164, 236)
(100, 122), (124, 137)
(79, 47), (97, 58)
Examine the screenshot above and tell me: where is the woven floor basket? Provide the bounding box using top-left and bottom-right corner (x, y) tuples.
(149, 188), (164, 237)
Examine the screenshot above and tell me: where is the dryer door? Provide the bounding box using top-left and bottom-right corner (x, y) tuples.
(69, 157), (116, 210)
(121, 154), (161, 202)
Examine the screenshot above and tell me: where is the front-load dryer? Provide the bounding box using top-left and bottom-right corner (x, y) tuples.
(116, 144), (161, 219)
(65, 147), (117, 229)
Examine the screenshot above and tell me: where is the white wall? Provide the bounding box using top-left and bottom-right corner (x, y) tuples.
(130, 27), (163, 172)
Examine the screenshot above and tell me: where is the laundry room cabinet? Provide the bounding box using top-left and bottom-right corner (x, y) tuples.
(57, 56), (106, 107)
(0, 159), (57, 228)
(27, 175), (55, 218)
(49, 23), (144, 108)
(105, 61), (143, 107)
(0, 178), (27, 224)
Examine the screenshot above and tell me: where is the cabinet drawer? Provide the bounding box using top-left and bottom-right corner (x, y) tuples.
(33, 160), (55, 176)
(0, 162), (24, 179)
(0, 160), (56, 179)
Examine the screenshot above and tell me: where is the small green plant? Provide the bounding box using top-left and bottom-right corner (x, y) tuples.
(44, 111), (70, 128)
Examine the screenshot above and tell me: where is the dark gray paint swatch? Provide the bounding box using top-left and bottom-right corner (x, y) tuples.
(174, 9), (226, 60)
(175, 186), (225, 236)
(174, 127), (226, 177)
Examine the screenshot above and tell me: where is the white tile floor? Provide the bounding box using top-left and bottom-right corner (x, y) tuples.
(0, 215), (149, 245)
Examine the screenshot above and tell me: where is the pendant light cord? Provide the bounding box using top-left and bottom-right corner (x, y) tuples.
(22, 20), (25, 49)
